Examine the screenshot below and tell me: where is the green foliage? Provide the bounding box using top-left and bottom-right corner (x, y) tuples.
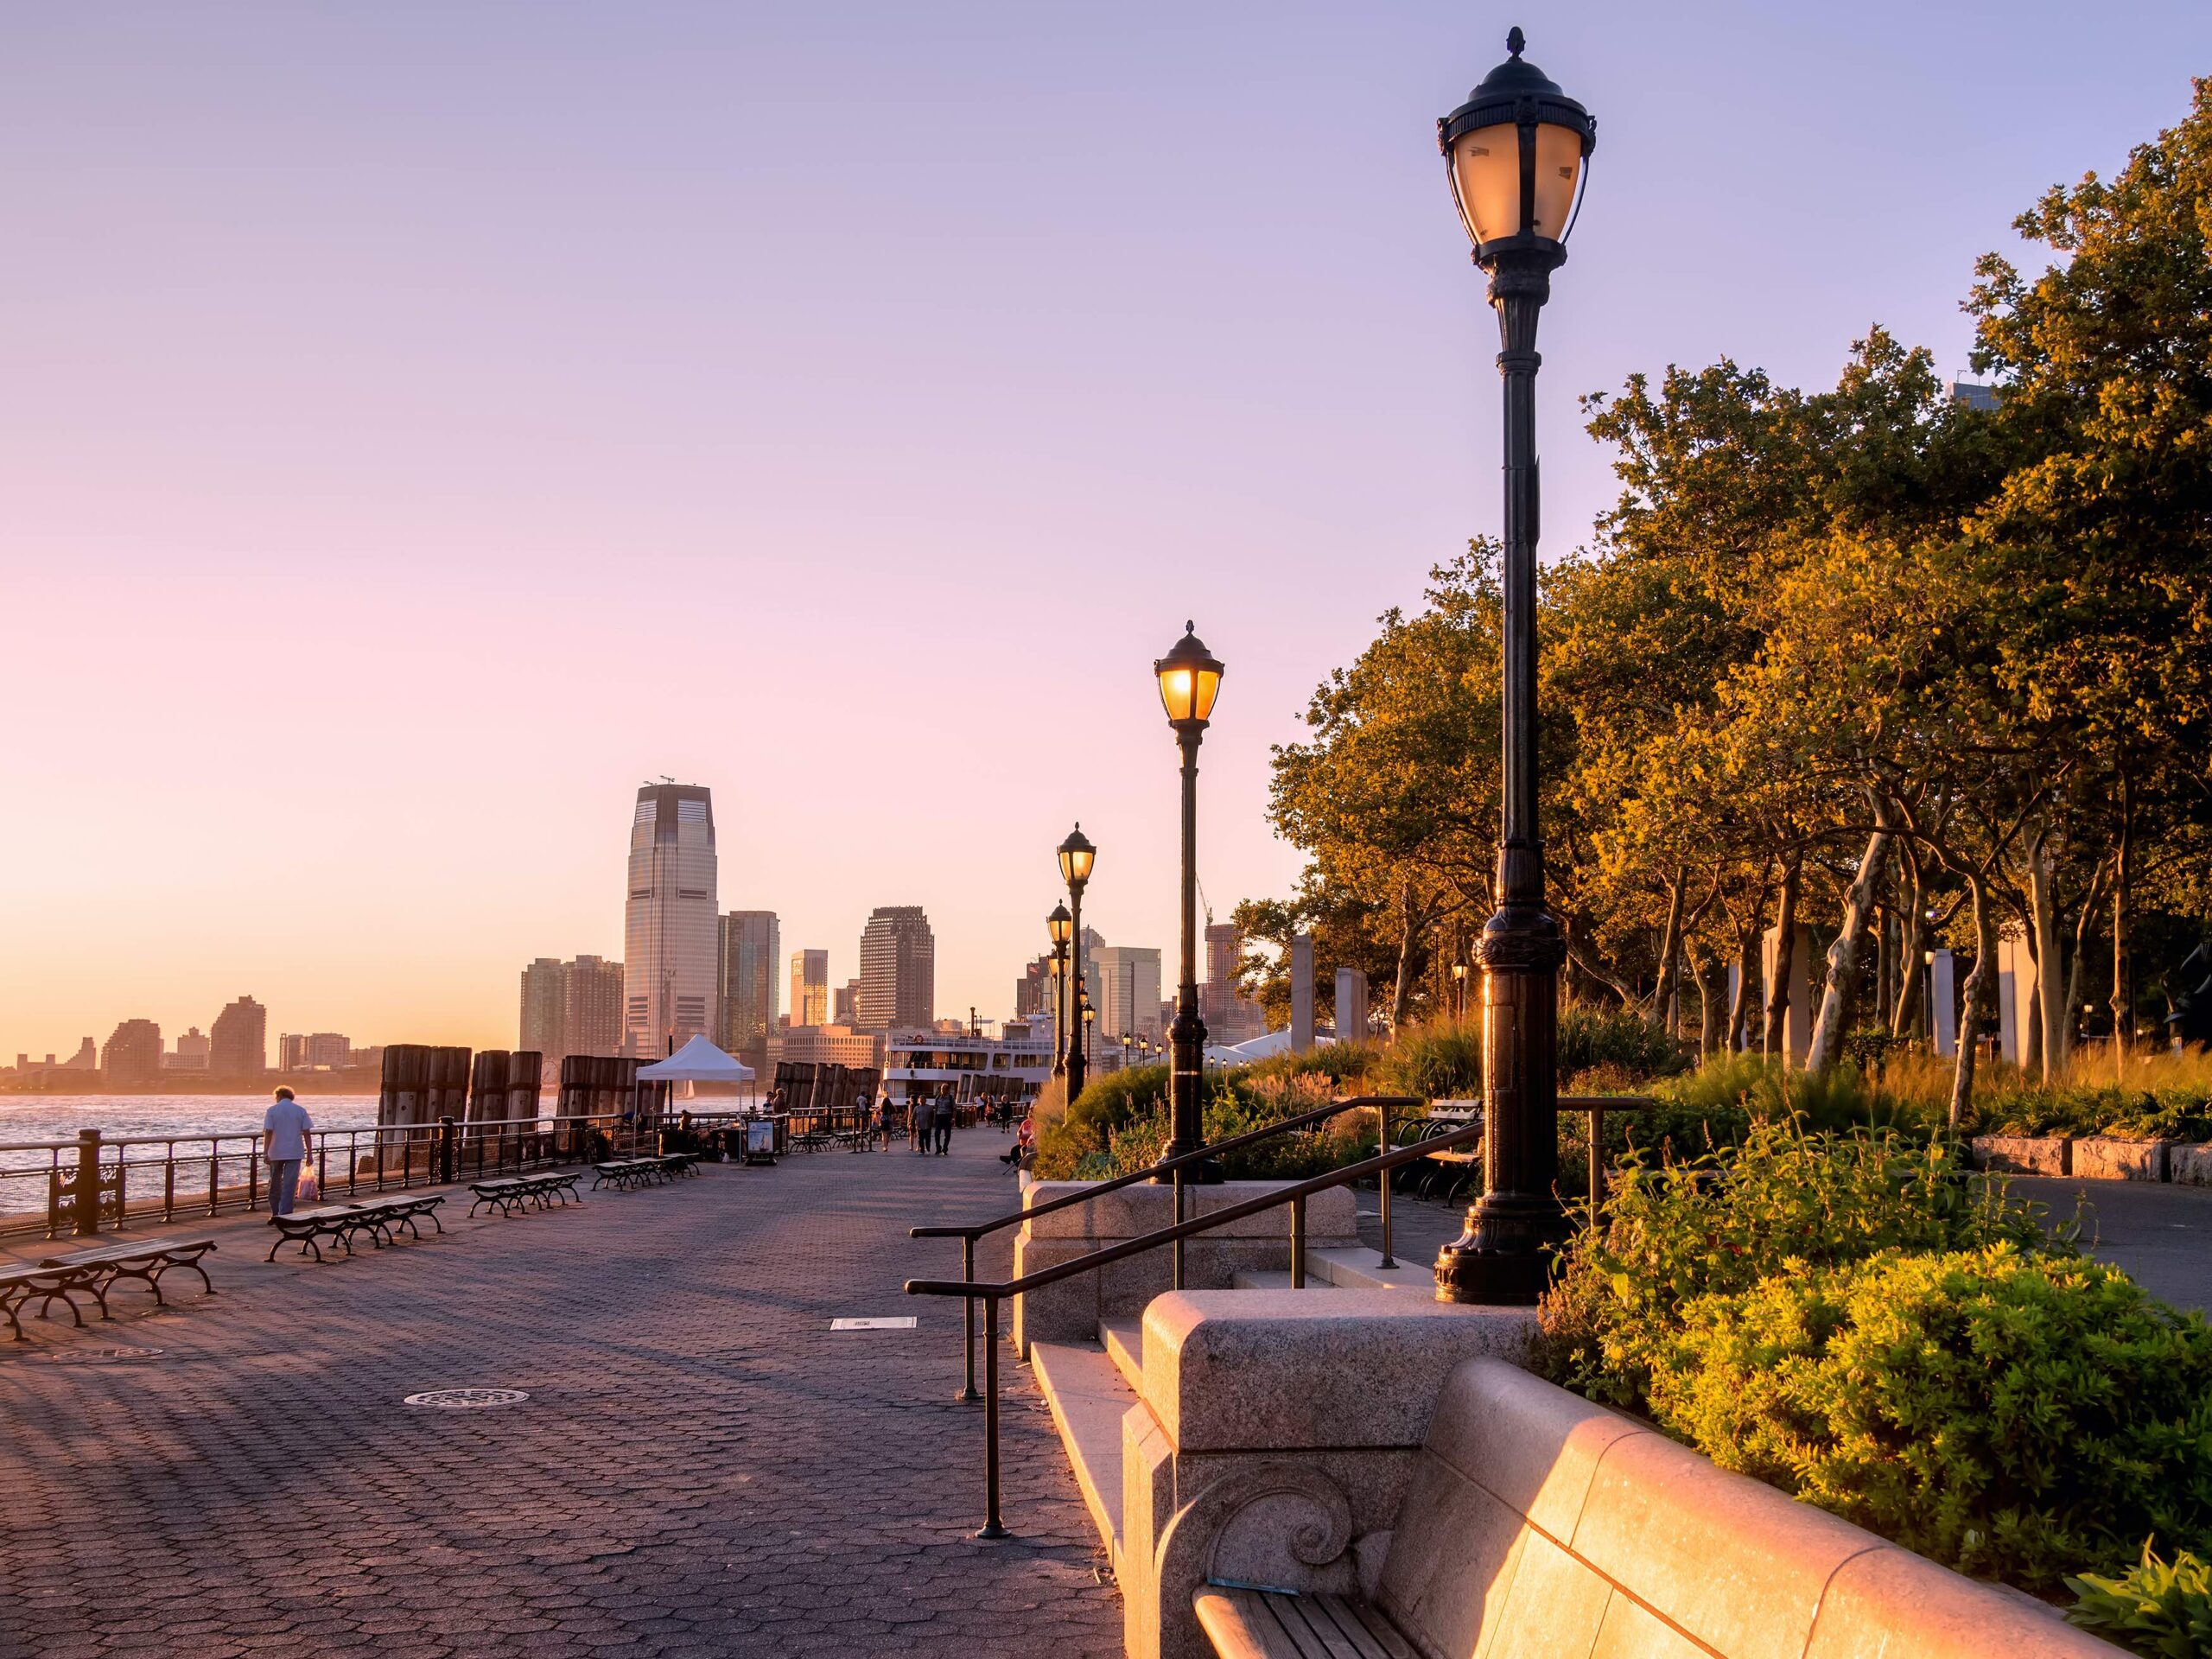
(1536, 1120), (2055, 1411)
(1371, 1023), (1482, 1100)
(1557, 1004), (1691, 1081)
(1032, 1065), (1169, 1179)
(2069, 1544), (2212, 1659)
(1647, 1247), (2212, 1591)
(1974, 1083), (2212, 1144)
(1653, 1052), (1941, 1135)
(1081, 1090), (1378, 1183)
(1240, 1041), (1381, 1088)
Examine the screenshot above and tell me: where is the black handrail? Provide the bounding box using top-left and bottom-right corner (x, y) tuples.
(910, 1095), (1418, 1402)
(906, 1093), (1656, 1536)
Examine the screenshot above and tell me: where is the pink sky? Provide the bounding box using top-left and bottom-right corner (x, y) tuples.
(3, 2), (2205, 1060)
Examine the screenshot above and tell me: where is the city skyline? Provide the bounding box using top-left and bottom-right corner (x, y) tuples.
(3, 3), (2204, 1060)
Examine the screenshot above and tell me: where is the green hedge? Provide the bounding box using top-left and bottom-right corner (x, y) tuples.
(1647, 1247), (2212, 1592)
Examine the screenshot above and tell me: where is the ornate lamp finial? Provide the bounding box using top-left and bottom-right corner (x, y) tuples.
(1506, 26), (1525, 57)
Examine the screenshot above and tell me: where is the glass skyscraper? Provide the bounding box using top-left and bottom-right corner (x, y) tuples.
(717, 911), (780, 1052)
(623, 783), (719, 1058)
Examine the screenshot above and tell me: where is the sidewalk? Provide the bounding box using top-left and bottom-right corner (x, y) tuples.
(0, 1129), (1121, 1658)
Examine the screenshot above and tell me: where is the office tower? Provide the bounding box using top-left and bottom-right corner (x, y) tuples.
(623, 783), (719, 1058)
(834, 979), (860, 1026)
(857, 906), (935, 1031)
(520, 958), (568, 1057)
(102, 1019), (163, 1083)
(1201, 921), (1267, 1044)
(1094, 945), (1165, 1044)
(563, 956), (627, 1056)
(278, 1033), (353, 1071)
(789, 949), (830, 1028)
(166, 1027), (210, 1071)
(716, 911), (780, 1052)
(1014, 955), (1053, 1020)
(209, 996), (267, 1077)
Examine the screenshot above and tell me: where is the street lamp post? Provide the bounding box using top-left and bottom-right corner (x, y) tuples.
(1154, 623), (1226, 1175)
(1121, 1030), (1133, 1072)
(1047, 904), (1072, 1078)
(1058, 825), (1096, 1102)
(1432, 29), (1595, 1306)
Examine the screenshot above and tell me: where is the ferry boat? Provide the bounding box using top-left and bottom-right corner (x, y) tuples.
(882, 1021), (1054, 1108)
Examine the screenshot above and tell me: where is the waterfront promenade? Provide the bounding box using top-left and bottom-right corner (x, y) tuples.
(0, 1134), (1121, 1658)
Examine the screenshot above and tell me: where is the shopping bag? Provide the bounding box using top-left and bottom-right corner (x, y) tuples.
(296, 1166), (321, 1204)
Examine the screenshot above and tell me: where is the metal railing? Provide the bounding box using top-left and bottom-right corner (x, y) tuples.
(0, 1111), (668, 1241)
(905, 1094), (1655, 1536)
(910, 1096), (1418, 1408)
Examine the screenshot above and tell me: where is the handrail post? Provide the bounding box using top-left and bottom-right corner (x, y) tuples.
(957, 1236), (980, 1403)
(72, 1129), (101, 1237)
(1171, 1168), (1186, 1291)
(439, 1116), (458, 1185)
(1290, 1193), (1306, 1288)
(977, 1294), (1007, 1539)
(1377, 1099), (1396, 1268)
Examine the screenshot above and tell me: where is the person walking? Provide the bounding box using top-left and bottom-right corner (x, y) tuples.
(931, 1092), (954, 1157)
(261, 1086), (315, 1218)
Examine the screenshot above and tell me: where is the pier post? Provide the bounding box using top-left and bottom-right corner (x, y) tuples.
(72, 1129), (102, 1237)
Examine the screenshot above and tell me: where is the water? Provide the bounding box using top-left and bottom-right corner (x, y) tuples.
(0, 1094), (382, 1147)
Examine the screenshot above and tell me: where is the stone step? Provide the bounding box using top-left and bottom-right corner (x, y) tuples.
(1099, 1315), (1145, 1395)
(1230, 1268), (1295, 1290)
(1027, 1338), (1134, 1571)
(1309, 1245), (1429, 1293)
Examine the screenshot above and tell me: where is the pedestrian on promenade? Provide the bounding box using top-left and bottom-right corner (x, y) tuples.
(874, 1095), (894, 1150)
(261, 1087), (315, 1218)
(931, 1093), (954, 1157)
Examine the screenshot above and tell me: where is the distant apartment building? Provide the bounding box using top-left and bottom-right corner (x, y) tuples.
(833, 979), (861, 1025)
(624, 783), (719, 1058)
(857, 906), (935, 1031)
(518, 955), (626, 1058)
(781, 1024), (883, 1069)
(165, 1027), (210, 1071)
(1014, 955), (1053, 1020)
(102, 1019), (163, 1084)
(277, 1033), (353, 1071)
(1201, 922), (1268, 1044)
(209, 996), (267, 1077)
(1094, 945), (1165, 1044)
(790, 949), (830, 1029)
(716, 911), (780, 1052)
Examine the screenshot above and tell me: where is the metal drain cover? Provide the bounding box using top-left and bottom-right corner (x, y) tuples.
(403, 1387), (529, 1409)
(38, 1346), (163, 1365)
(830, 1317), (917, 1332)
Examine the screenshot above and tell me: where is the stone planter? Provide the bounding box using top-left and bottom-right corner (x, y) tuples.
(1969, 1135), (2070, 1177)
(2070, 1137), (2172, 1183)
(2168, 1144), (2212, 1186)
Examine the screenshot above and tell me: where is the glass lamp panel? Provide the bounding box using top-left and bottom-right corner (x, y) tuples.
(1158, 666), (1193, 722)
(1191, 667), (1222, 721)
(1450, 124), (1522, 243)
(1530, 123), (1584, 238)
(1061, 845), (1094, 884)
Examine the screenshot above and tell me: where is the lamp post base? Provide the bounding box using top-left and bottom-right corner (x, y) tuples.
(1432, 1202), (1568, 1305)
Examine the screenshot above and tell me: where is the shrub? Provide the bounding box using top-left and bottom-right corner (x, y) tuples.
(1080, 1089), (1380, 1182)
(1032, 1064), (1168, 1179)
(2069, 1544), (2212, 1658)
(1653, 1051), (1938, 1135)
(1243, 1040), (1380, 1088)
(1557, 1003), (1691, 1081)
(1536, 1121), (2057, 1410)
(1646, 1247), (2212, 1591)
(1373, 1022), (1481, 1100)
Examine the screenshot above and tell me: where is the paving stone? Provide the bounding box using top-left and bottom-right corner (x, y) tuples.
(0, 1133), (1122, 1655)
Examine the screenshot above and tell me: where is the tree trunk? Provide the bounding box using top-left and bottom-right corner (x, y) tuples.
(2026, 831), (2064, 1084)
(1389, 879), (1419, 1033)
(1891, 843), (1925, 1039)
(1949, 868), (1999, 1129)
(1694, 945), (1726, 1060)
(1763, 856), (1802, 1065)
(2110, 772), (2134, 1080)
(2063, 856), (2107, 1075)
(1649, 872), (1687, 1033)
(1808, 814), (1891, 1072)
(1729, 926), (1758, 1052)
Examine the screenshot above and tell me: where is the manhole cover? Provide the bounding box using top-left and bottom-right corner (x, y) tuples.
(402, 1388), (529, 1409)
(38, 1346), (163, 1365)
(830, 1317), (917, 1332)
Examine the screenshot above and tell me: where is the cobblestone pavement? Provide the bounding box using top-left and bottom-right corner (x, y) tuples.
(0, 1131), (1122, 1658)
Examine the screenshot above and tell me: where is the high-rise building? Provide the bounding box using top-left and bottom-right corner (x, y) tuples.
(716, 911), (780, 1052)
(789, 949), (830, 1028)
(857, 906), (935, 1031)
(165, 1027), (210, 1071)
(1202, 922), (1268, 1044)
(1014, 955), (1053, 1020)
(278, 1033), (353, 1071)
(623, 783), (719, 1058)
(520, 958), (568, 1057)
(781, 1024), (883, 1069)
(1094, 945), (1165, 1044)
(209, 996), (267, 1077)
(565, 956), (626, 1056)
(102, 1019), (163, 1083)
(834, 979), (861, 1026)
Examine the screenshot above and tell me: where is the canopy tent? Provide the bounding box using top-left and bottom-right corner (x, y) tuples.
(636, 1034), (756, 1084)
(1204, 1028), (1337, 1066)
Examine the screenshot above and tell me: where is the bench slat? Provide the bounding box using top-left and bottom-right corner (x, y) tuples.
(1273, 1593), (1365, 1659)
(1313, 1595), (1416, 1659)
(1194, 1589), (1403, 1659)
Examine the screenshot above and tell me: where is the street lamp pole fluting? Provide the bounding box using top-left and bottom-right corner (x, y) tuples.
(1431, 28), (1595, 1306)
(1058, 826), (1096, 1103)
(1047, 904), (1072, 1078)
(1154, 623), (1226, 1177)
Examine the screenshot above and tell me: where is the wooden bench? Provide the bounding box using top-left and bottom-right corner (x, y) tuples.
(591, 1160), (658, 1191)
(349, 1193), (445, 1244)
(468, 1171), (583, 1217)
(1187, 1357), (2118, 1659)
(265, 1204), (377, 1262)
(0, 1263), (94, 1341)
(37, 1238), (218, 1319)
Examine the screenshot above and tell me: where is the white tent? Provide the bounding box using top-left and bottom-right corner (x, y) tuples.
(1205, 1029), (1336, 1065)
(636, 1034), (756, 1084)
